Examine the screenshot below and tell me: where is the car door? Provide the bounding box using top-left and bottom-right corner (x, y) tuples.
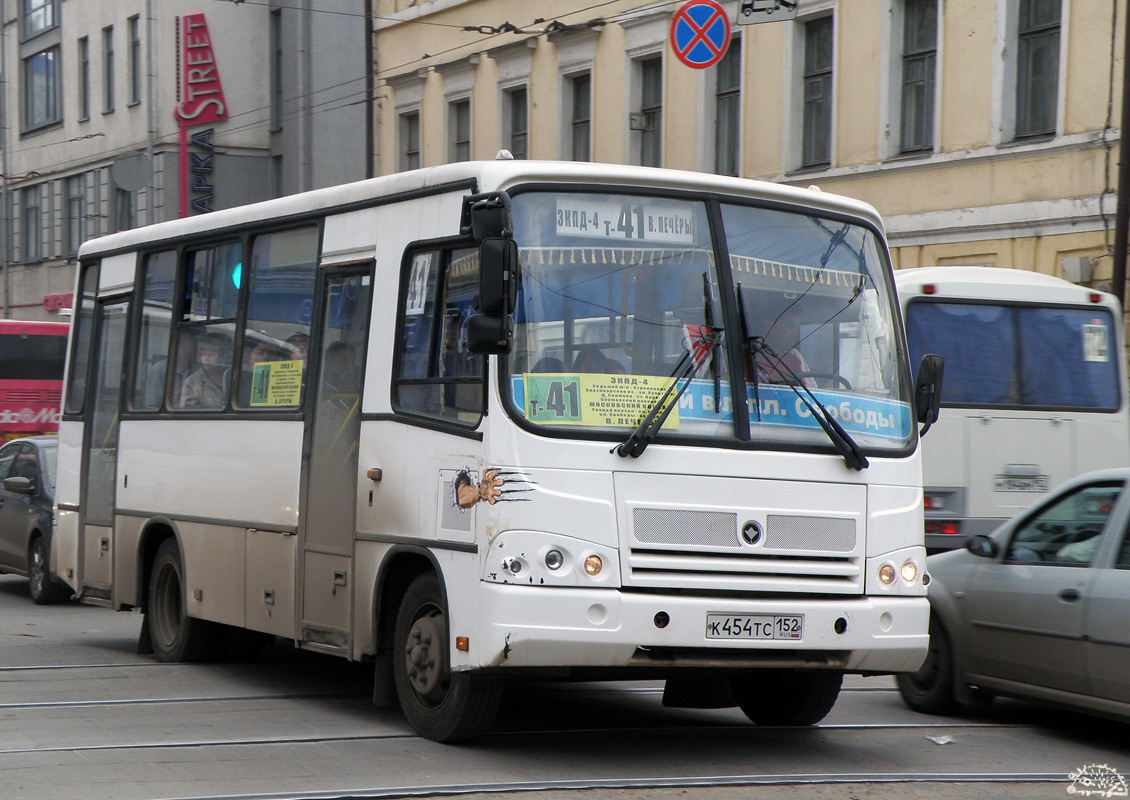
(963, 480), (1122, 695)
(0, 443), (39, 570)
(1083, 520), (1130, 704)
(0, 442), (26, 568)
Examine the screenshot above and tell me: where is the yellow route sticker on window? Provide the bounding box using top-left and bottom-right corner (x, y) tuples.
(522, 373), (680, 428)
(250, 360), (304, 406)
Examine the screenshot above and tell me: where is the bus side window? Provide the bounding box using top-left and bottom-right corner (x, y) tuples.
(64, 264), (99, 416)
(235, 227), (318, 410)
(171, 243), (241, 411)
(393, 247), (484, 426)
(130, 250), (177, 411)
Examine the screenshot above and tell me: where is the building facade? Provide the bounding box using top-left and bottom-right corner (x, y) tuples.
(0, 0), (369, 321)
(373, 0), (1122, 292)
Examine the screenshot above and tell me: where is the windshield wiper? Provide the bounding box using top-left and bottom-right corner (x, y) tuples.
(613, 325), (721, 459)
(750, 339), (868, 471)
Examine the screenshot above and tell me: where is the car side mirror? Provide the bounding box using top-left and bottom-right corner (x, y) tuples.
(3, 476), (35, 495)
(914, 354), (944, 436)
(966, 534), (999, 559)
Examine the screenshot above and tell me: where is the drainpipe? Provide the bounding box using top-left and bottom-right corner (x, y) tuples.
(0, 18), (10, 318)
(1112, 0), (1130, 307)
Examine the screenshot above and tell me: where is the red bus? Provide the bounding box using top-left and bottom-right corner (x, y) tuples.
(0, 320), (69, 442)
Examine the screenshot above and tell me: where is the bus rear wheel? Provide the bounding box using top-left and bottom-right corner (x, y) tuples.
(392, 572), (503, 742)
(731, 669), (843, 726)
(148, 538), (214, 662)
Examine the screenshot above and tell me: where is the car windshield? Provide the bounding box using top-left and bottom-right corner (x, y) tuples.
(505, 191), (912, 453)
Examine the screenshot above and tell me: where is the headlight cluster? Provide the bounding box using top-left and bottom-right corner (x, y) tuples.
(486, 532), (615, 586)
(878, 558), (920, 586)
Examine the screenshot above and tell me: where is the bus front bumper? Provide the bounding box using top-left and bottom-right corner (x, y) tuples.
(474, 583), (928, 674)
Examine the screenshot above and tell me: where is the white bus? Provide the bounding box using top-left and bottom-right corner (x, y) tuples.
(55, 160), (939, 741)
(896, 266), (1130, 551)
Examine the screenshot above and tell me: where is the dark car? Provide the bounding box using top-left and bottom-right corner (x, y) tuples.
(0, 436), (68, 604)
(898, 469), (1130, 721)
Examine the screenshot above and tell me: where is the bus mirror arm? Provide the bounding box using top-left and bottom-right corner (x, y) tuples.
(460, 191), (513, 241)
(915, 354), (945, 437)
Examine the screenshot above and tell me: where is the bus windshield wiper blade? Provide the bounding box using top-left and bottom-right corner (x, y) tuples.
(751, 340), (869, 471)
(613, 328), (720, 459)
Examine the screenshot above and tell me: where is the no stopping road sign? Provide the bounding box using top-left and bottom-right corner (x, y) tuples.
(670, 0), (731, 69)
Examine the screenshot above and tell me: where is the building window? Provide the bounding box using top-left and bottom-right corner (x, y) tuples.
(66, 175), (85, 256)
(270, 10), (283, 131)
(128, 16), (142, 106)
(22, 188), (40, 262)
(1016, 0), (1060, 139)
(635, 57), (663, 167)
(900, 0), (936, 153)
(450, 99), (471, 162)
(570, 73), (591, 162)
(78, 37), (90, 121)
(23, 47), (60, 130)
(802, 16), (833, 168)
(507, 87), (528, 160)
(715, 40), (741, 177)
(103, 26), (115, 114)
(22, 0), (55, 39)
(400, 111), (420, 171)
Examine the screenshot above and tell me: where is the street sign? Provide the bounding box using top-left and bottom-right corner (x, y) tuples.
(737, 0), (799, 26)
(670, 0), (731, 69)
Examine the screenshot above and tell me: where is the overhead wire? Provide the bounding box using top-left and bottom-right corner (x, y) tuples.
(5, 0), (687, 177)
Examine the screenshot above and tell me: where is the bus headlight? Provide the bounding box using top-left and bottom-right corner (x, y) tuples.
(878, 564), (896, 585)
(584, 555), (603, 576)
(545, 549), (564, 570)
(900, 560), (918, 584)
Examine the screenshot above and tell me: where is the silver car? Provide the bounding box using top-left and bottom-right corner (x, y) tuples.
(898, 469), (1130, 719)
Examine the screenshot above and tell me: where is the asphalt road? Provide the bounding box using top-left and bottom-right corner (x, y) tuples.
(2, 573), (1128, 800)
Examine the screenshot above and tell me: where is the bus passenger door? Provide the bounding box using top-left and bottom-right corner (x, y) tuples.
(79, 300), (129, 601)
(300, 267), (371, 651)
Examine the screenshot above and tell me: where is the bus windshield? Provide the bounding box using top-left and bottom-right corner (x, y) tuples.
(506, 191), (911, 452)
(905, 301), (1121, 409)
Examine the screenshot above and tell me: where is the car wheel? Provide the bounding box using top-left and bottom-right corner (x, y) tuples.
(392, 572), (503, 742)
(896, 617), (961, 715)
(731, 669), (843, 726)
(28, 535), (67, 605)
(147, 538), (216, 662)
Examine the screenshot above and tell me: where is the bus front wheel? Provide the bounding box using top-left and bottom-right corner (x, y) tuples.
(392, 572), (503, 742)
(731, 669), (843, 726)
(148, 538), (214, 662)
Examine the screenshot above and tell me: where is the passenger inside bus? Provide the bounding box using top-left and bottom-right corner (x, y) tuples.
(751, 305), (817, 388)
(179, 331), (232, 409)
(143, 329), (197, 409)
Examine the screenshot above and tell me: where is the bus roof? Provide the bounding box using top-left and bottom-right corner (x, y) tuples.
(77, 160), (886, 258)
(894, 266), (1120, 310)
(0, 320), (69, 336)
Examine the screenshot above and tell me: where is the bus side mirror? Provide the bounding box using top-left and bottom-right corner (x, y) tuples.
(915, 354), (944, 436)
(477, 238), (518, 315)
(467, 238), (519, 354)
(466, 312), (513, 355)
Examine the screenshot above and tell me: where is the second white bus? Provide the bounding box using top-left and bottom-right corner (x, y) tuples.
(896, 266), (1130, 551)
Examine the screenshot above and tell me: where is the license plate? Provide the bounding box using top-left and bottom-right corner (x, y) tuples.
(993, 475), (1050, 493)
(705, 614), (804, 640)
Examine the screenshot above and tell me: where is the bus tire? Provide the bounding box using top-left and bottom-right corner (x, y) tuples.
(392, 572), (503, 742)
(731, 669), (843, 726)
(895, 616), (960, 715)
(28, 535), (67, 605)
(148, 538), (214, 663)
